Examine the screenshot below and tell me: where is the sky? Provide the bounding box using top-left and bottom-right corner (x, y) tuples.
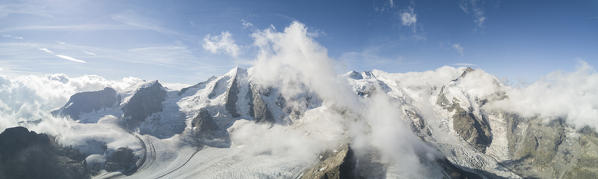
(0, 0), (597, 84)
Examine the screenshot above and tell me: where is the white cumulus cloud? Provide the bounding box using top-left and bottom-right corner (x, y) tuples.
(202, 31), (240, 57)
(400, 8), (417, 27)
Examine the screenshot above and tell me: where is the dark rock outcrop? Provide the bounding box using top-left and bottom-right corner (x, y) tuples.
(105, 147), (138, 175)
(52, 87), (119, 120)
(192, 108), (220, 139)
(437, 88), (492, 152)
(451, 105), (492, 152)
(122, 81), (167, 129)
(248, 84), (275, 123)
(301, 145), (358, 179)
(225, 73), (240, 117)
(0, 127), (89, 179)
(436, 158), (501, 179)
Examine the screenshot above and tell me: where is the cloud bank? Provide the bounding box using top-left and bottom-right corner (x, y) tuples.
(0, 73), (143, 132)
(490, 61), (598, 129)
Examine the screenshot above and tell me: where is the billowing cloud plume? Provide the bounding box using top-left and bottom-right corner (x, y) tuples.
(245, 21), (432, 177)
(203, 31), (240, 57)
(250, 22), (359, 109)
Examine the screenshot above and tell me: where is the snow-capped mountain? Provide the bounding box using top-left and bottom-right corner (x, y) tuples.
(1, 66), (597, 179)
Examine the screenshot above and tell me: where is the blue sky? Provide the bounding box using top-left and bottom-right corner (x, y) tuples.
(0, 0), (597, 84)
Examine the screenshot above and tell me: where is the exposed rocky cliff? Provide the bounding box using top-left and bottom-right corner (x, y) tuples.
(52, 87), (119, 120)
(0, 127), (89, 179)
(122, 81), (166, 129)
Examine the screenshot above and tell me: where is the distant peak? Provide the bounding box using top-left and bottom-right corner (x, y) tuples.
(138, 80), (164, 90)
(456, 67), (475, 79)
(346, 70), (363, 80)
(225, 66), (248, 78)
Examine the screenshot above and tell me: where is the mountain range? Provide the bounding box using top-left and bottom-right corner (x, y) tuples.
(1, 66), (597, 179)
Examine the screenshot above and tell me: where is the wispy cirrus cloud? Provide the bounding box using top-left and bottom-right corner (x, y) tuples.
(0, 24), (135, 33)
(82, 50), (96, 56)
(241, 19), (254, 29)
(55, 54), (86, 63)
(339, 47), (404, 71)
(453, 63), (476, 67)
(0, 41), (231, 83)
(111, 11), (191, 37)
(39, 47), (53, 54)
(2, 34), (23, 40)
(38, 47), (86, 63)
(0, 3), (53, 18)
(459, 0), (486, 29)
(452, 43), (464, 56)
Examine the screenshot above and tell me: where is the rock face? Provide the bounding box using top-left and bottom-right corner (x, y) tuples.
(122, 81), (167, 129)
(300, 146), (357, 179)
(0, 127), (89, 179)
(225, 73), (240, 118)
(248, 84), (275, 123)
(52, 87), (118, 120)
(192, 108), (220, 139)
(502, 115), (598, 178)
(105, 147), (138, 175)
(437, 88), (493, 152)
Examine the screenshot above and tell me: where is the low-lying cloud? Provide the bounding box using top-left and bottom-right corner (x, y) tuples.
(490, 61), (598, 129)
(0, 73), (143, 132)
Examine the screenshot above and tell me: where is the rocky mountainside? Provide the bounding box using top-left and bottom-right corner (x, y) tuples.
(0, 127), (89, 179)
(2, 67), (597, 178)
